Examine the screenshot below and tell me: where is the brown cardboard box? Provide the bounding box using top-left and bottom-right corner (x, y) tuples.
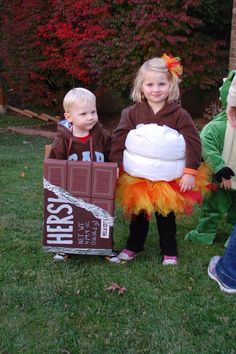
(43, 159), (117, 256)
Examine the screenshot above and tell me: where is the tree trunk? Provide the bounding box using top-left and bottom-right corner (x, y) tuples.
(229, 0), (236, 70)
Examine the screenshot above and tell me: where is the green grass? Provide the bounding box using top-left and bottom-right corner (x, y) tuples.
(0, 112), (49, 128)
(0, 114), (236, 354)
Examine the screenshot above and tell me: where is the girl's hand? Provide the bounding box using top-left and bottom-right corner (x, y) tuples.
(179, 173), (195, 192)
(221, 177), (232, 190)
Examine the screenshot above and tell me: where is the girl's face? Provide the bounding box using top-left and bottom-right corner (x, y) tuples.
(141, 70), (170, 112)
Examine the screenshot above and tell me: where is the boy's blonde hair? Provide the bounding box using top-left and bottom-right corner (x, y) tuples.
(131, 57), (180, 103)
(63, 87), (96, 112)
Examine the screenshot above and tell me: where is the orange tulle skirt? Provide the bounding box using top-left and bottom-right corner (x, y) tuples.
(116, 163), (213, 217)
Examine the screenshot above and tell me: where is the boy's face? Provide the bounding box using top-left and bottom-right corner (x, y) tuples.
(65, 100), (98, 136)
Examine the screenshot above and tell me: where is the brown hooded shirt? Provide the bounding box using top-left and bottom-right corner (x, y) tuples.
(49, 120), (111, 162)
(109, 101), (201, 171)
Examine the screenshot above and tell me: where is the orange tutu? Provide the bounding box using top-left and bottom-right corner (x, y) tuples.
(116, 163), (213, 217)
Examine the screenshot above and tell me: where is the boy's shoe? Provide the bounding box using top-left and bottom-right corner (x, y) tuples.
(111, 249), (119, 257)
(107, 256), (121, 264)
(162, 255), (178, 266)
(207, 256), (236, 294)
(118, 248), (140, 261)
(53, 253), (67, 261)
(104, 250), (121, 264)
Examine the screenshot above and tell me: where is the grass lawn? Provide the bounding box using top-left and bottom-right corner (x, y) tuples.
(0, 112), (48, 128)
(0, 114), (236, 354)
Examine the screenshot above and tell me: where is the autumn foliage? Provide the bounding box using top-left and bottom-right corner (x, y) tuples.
(0, 0), (232, 108)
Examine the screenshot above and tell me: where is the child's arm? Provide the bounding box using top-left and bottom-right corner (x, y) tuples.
(175, 110), (202, 172)
(175, 110), (201, 191)
(200, 121), (226, 174)
(109, 107), (134, 164)
(104, 132), (112, 162)
(201, 123), (235, 188)
(49, 136), (68, 160)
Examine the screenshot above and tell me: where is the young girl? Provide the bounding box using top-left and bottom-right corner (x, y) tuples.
(109, 54), (210, 265)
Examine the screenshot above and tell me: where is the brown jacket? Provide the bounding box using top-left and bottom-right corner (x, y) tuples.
(109, 101), (201, 171)
(49, 120), (111, 162)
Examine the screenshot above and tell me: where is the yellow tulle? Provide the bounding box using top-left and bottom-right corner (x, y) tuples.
(116, 163), (212, 217)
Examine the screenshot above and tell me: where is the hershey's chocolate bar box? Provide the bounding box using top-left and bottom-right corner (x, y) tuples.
(43, 159), (117, 256)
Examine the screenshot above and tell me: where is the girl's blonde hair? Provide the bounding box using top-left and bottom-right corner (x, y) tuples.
(63, 87), (96, 112)
(131, 57), (181, 103)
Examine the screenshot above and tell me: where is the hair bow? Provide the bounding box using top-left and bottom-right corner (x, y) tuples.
(162, 54), (183, 77)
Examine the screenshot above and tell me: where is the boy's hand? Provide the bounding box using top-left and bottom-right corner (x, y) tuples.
(221, 177), (232, 190)
(226, 106), (236, 128)
(214, 167), (235, 183)
(179, 173), (195, 192)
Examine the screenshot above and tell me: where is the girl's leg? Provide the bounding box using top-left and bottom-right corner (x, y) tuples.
(126, 212), (149, 253)
(155, 212), (177, 256)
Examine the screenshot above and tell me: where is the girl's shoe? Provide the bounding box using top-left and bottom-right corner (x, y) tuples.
(53, 253), (67, 261)
(162, 255), (178, 265)
(118, 248), (140, 261)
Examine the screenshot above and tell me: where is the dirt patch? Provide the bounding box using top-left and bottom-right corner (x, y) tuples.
(7, 126), (56, 139)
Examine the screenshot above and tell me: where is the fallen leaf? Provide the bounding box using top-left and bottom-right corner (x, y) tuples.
(105, 283), (120, 292)
(118, 287), (127, 295)
(105, 283), (127, 294)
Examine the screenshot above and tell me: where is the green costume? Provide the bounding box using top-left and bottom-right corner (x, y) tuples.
(185, 70), (236, 245)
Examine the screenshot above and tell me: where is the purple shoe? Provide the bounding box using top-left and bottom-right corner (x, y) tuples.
(208, 256), (236, 294)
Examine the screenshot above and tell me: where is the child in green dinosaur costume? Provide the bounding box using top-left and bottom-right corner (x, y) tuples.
(185, 70), (236, 245)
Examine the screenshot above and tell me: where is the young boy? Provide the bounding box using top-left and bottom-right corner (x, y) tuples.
(185, 71), (236, 245)
(208, 74), (236, 294)
(49, 87), (111, 260)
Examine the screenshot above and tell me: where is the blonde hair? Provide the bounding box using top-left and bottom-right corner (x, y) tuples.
(63, 87), (96, 112)
(131, 57), (181, 103)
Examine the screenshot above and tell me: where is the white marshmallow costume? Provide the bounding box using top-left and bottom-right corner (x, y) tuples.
(116, 123), (211, 217)
(123, 123), (186, 181)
